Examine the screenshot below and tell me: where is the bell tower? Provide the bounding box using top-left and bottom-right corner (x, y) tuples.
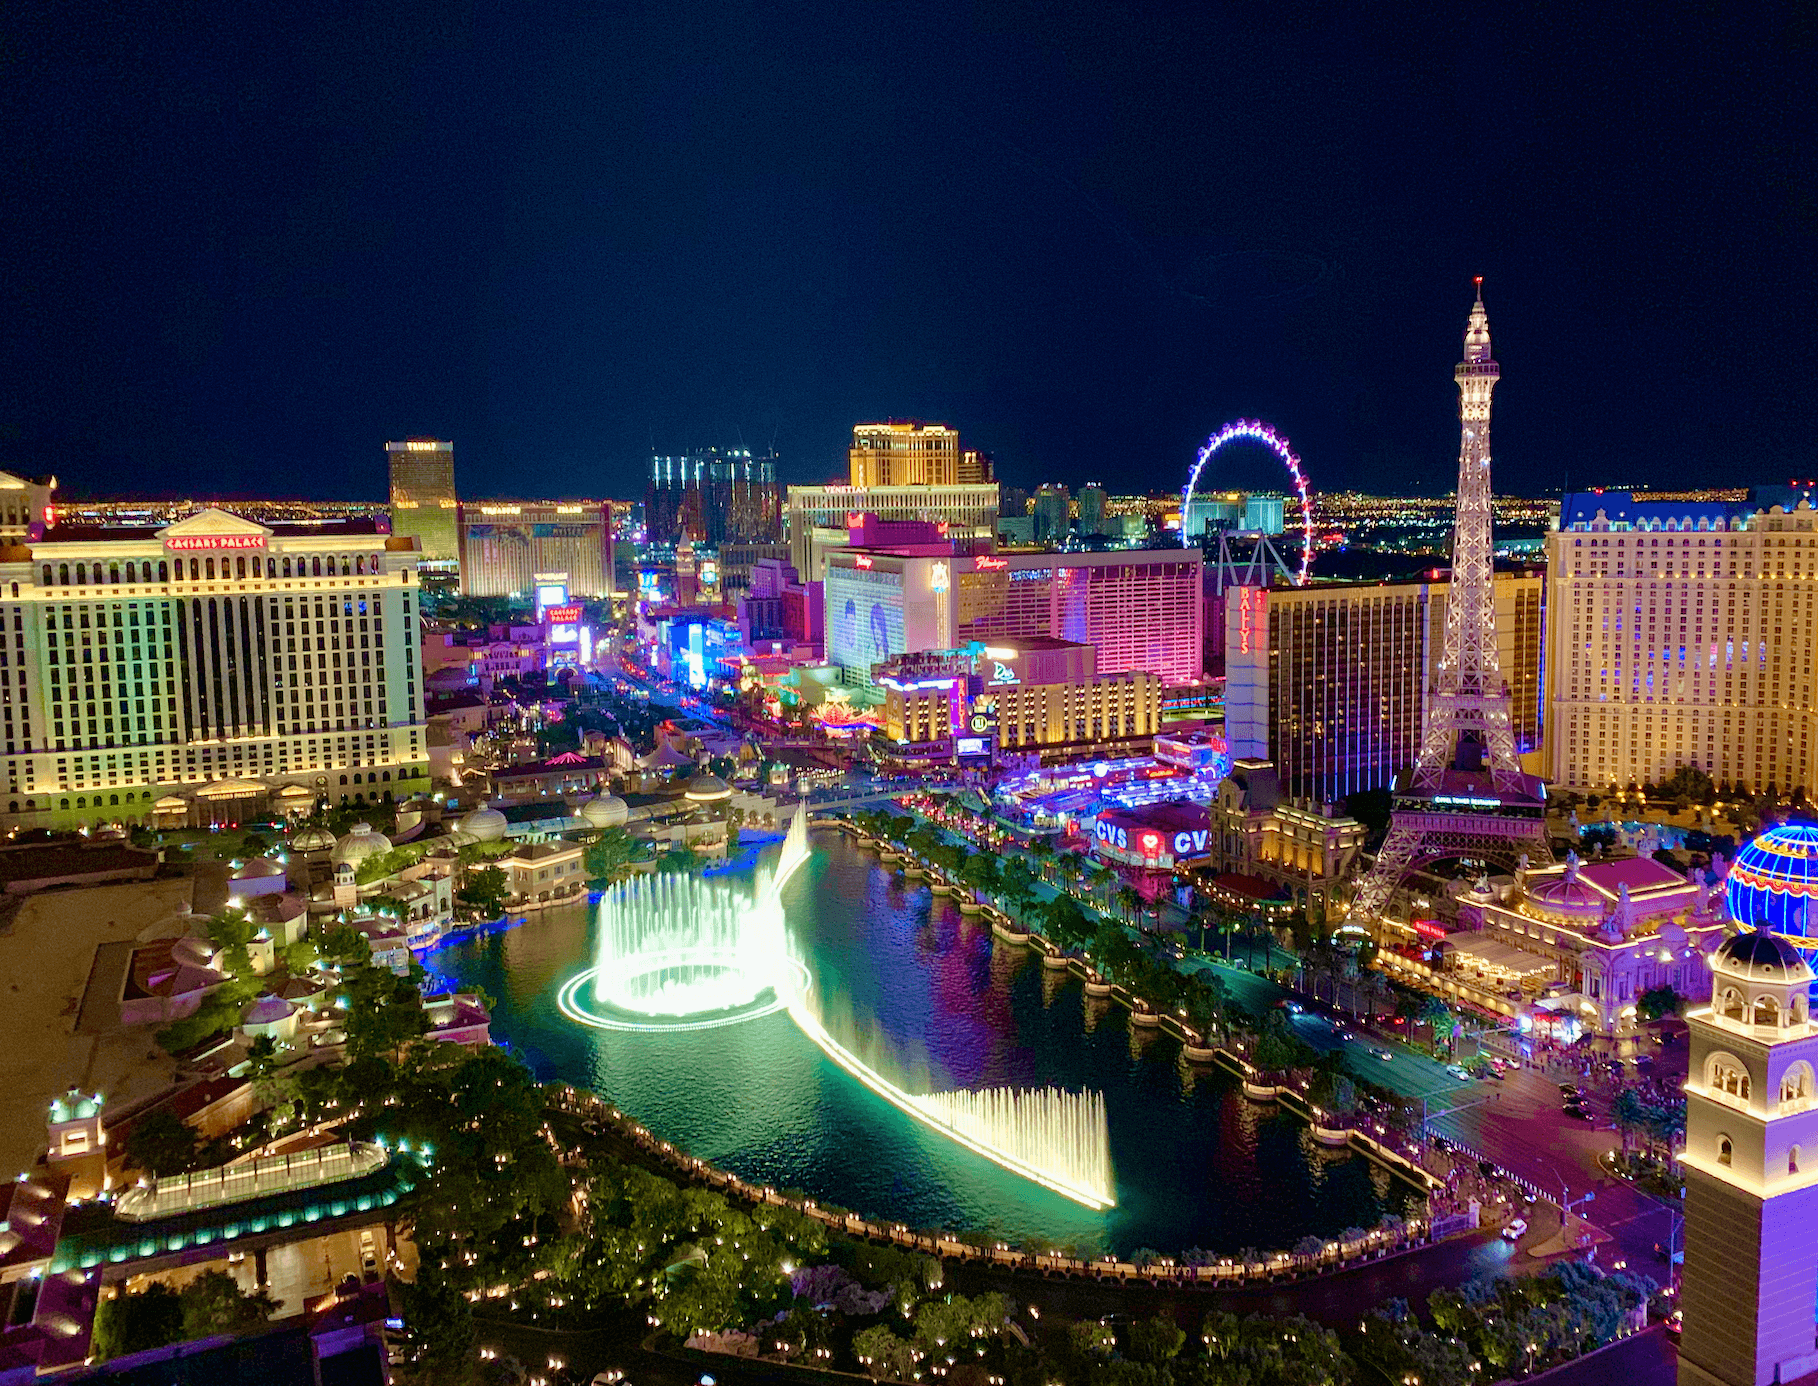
(1680, 930), (1818, 1386)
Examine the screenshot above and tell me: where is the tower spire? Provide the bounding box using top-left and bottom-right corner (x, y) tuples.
(1345, 285), (1551, 930)
(1407, 285), (1523, 792)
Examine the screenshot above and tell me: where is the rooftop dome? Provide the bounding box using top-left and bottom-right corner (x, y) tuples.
(1715, 929), (1814, 985)
(241, 994), (295, 1027)
(171, 936), (216, 969)
(232, 857), (286, 879)
(457, 804), (508, 842)
(581, 794), (629, 829)
(291, 826), (338, 853)
(1525, 855), (1603, 919)
(1727, 821), (1818, 938)
(683, 773), (732, 803)
(331, 822), (393, 866)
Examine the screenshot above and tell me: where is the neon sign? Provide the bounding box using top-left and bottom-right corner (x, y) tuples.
(989, 661), (1019, 686)
(1238, 586), (1264, 654)
(853, 555), (873, 569)
(975, 556), (1009, 571)
(1434, 795), (1501, 809)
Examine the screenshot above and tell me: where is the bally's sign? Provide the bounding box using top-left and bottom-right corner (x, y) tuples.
(165, 534), (268, 552)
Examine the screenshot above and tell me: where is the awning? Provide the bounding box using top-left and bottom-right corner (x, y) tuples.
(1447, 933), (1555, 976)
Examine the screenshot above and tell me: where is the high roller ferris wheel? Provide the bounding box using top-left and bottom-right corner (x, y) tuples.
(1181, 419), (1316, 586)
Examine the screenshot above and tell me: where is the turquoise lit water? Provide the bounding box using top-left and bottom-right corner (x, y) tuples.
(425, 829), (1414, 1256)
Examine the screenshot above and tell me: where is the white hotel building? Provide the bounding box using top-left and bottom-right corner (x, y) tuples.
(1544, 490), (1818, 795)
(0, 508), (429, 830)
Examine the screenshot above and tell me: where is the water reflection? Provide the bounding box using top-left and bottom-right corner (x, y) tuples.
(427, 830), (1413, 1254)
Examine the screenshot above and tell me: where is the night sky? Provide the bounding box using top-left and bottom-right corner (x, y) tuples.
(3, 1), (1813, 502)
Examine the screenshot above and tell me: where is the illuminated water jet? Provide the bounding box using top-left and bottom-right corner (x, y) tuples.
(562, 805), (1116, 1208)
(560, 806), (811, 1032)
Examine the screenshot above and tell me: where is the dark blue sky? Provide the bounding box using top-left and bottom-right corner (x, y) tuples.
(2, 1), (1813, 501)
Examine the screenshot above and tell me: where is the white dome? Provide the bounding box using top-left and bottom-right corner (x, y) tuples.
(683, 773), (732, 802)
(232, 857), (287, 879)
(331, 822), (393, 866)
(457, 805), (508, 842)
(581, 795), (629, 829)
(291, 826), (338, 853)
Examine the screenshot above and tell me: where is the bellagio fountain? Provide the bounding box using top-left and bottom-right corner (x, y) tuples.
(561, 806), (1115, 1210)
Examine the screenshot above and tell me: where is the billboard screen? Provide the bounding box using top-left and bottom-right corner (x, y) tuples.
(825, 562), (906, 679)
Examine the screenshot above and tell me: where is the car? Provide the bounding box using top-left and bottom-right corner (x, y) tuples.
(1337, 1028), (1356, 1042)
(1563, 1103), (1595, 1121)
(1488, 1057), (1508, 1074)
(1371, 1047), (1394, 1062)
(1557, 1082), (1583, 1098)
(1501, 1218), (1528, 1242)
(1446, 1064), (1471, 1081)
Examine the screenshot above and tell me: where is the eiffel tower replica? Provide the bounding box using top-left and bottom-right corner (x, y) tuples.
(1349, 281), (1553, 929)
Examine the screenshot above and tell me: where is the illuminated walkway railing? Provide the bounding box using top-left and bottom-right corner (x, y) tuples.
(115, 1142), (388, 1221)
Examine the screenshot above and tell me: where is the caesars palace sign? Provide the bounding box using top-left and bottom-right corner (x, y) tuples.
(164, 534), (269, 552)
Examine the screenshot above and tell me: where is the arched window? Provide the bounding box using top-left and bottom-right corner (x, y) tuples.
(57, 563), (68, 585)
(75, 797), (85, 808)
(1710, 1054), (1751, 1105)
(283, 557), (292, 578)
(267, 558), (276, 578)
(1719, 1135), (1734, 1166)
(74, 563), (86, 585)
(158, 561), (169, 583)
(235, 556), (245, 579)
(339, 775), (348, 785)
(205, 557), (215, 580)
(1781, 1063), (1814, 1112)
(190, 558), (200, 580)
(313, 557), (322, 577)
(355, 555), (365, 575)
(8, 801), (15, 813)
(58, 798), (68, 809)
(1720, 988), (1747, 1022)
(40, 565), (50, 586)
(108, 564), (119, 584)
(1756, 995), (1782, 1028)
(109, 794), (118, 805)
